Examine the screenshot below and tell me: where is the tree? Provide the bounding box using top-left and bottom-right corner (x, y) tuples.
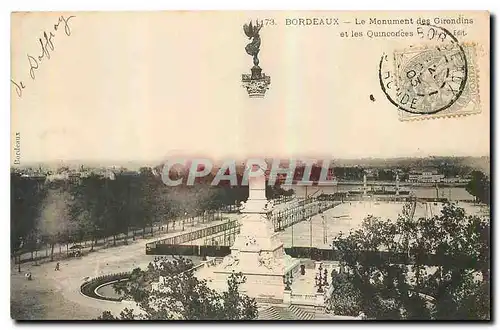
(11, 173), (47, 268)
(69, 174), (108, 250)
(266, 184), (294, 200)
(466, 171), (490, 205)
(136, 168), (160, 237)
(326, 269), (362, 316)
(98, 257), (258, 320)
(377, 169), (395, 181)
(37, 183), (76, 261)
(330, 203), (490, 320)
(333, 166), (365, 181)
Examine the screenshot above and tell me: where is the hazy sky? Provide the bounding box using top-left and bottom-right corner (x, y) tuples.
(11, 11), (490, 164)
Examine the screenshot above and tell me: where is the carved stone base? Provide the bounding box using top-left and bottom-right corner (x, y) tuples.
(215, 270), (287, 300)
(211, 255), (300, 301)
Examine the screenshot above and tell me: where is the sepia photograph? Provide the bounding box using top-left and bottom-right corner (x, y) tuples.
(9, 9), (491, 321)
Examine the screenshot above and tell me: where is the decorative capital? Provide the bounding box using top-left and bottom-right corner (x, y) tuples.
(242, 73), (271, 98)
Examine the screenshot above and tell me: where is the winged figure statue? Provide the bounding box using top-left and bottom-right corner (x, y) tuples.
(243, 21), (263, 67)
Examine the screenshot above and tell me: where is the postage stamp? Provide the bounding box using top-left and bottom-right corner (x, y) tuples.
(395, 43), (480, 121)
(379, 25), (481, 121)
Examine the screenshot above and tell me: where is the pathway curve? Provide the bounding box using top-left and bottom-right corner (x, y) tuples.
(11, 214), (238, 320)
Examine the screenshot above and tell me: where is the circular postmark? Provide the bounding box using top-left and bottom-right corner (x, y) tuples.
(379, 25), (468, 115)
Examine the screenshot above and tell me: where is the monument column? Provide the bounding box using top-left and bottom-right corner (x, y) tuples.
(363, 173), (367, 196)
(212, 164), (300, 301)
(204, 20), (300, 303)
(395, 172), (400, 196)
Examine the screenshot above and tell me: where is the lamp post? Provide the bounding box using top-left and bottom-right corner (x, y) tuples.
(283, 273), (293, 291)
(17, 237), (23, 273)
(309, 212), (313, 248)
(323, 267), (329, 288)
(315, 273), (324, 293)
(321, 212), (328, 245)
(315, 264), (328, 293)
(34, 238), (40, 266)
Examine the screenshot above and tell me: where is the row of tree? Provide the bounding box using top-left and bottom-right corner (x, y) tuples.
(11, 168), (294, 260)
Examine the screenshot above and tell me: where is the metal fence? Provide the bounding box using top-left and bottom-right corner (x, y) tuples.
(271, 200), (341, 231)
(202, 225), (240, 246)
(146, 200), (342, 253)
(272, 195), (294, 205)
(146, 244), (231, 257)
(146, 220), (240, 253)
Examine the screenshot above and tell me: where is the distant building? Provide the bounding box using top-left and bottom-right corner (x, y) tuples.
(21, 173), (46, 179)
(68, 173), (81, 182)
(120, 170), (140, 176)
(46, 172), (69, 182)
(364, 169), (377, 178)
(408, 171), (445, 183)
(442, 176), (471, 184)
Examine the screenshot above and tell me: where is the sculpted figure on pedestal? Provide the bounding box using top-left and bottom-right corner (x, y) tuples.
(221, 251), (240, 269)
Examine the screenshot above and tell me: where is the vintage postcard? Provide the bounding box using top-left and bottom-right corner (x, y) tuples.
(10, 11), (490, 321)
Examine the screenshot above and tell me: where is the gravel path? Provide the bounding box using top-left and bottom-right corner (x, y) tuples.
(11, 216), (235, 320)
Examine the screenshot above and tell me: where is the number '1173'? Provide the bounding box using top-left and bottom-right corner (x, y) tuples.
(259, 19), (276, 26)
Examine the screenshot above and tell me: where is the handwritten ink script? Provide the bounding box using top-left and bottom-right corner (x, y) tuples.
(11, 15), (75, 98)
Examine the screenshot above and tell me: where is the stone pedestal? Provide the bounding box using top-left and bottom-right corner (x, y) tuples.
(315, 292), (325, 308)
(283, 290), (292, 304)
(208, 166), (300, 301)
